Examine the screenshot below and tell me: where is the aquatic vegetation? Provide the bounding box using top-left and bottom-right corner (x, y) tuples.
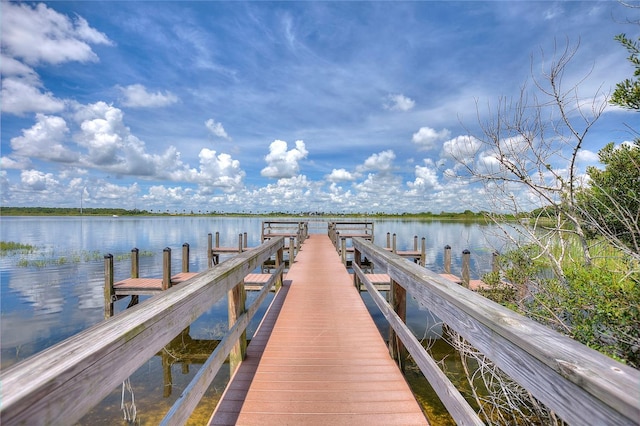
(0, 241), (36, 255)
(13, 248), (155, 268)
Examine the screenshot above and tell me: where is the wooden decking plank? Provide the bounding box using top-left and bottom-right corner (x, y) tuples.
(210, 234), (427, 425)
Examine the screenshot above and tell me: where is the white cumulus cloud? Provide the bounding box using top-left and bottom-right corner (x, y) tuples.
(1, 2), (112, 66)
(359, 150), (395, 173)
(205, 118), (230, 139)
(442, 135), (482, 162)
(408, 159), (441, 191)
(412, 127), (452, 151)
(385, 94), (415, 111)
(326, 168), (356, 182)
(261, 140), (308, 178)
(10, 114), (78, 163)
(20, 170), (59, 191)
(118, 84), (179, 108)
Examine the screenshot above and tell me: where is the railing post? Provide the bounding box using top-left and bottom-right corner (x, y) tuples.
(104, 254), (114, 319)
(275, 245), (283, 290)
(444, 245), (452, 274)
(289, 236), (295, 267)
(341, 237), (347, 265)
(389, 279), (407, 373)
(462, 249), (470, 288)
(182, 243), (189, 273)
(131, 248), (139, 278)
(162, 247), (172, 290)
(207, 233), (213, 267)
(228, 280), (247, 374)
(420, 237), (426, 266)
(354, 246), (362, 290)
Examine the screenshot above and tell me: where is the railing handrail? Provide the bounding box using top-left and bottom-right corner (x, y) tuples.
(0, 236), (285, 426)
(352, 237), (640, 426)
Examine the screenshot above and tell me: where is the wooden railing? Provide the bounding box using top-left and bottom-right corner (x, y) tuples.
(261, 221), (308, 251)
(328, 221), (374, 249)
(352, 237), (640, 426)
(0, 237), (285, 426)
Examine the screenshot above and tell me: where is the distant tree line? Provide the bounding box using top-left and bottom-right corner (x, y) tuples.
(1, 207), (150, 216)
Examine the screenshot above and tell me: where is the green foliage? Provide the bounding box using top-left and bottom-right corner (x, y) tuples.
(530, 266), (640, 368)
(611, 34), (640, 110)
(483, 242), (640, 369)
(579, 140), (640, 254)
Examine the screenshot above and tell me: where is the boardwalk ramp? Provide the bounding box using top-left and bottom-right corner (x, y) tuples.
(210, 234), (427, 425)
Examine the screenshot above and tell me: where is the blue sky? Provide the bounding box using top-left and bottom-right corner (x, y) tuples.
(1, 1), (638, 213)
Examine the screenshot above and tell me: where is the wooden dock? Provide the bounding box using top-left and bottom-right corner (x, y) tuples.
(210, 234), (428, 425)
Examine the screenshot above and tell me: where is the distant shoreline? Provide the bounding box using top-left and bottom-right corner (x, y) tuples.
(1, 206), (511, 221)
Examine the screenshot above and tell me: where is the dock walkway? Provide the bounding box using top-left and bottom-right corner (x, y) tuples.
(210, 234), (428, 425)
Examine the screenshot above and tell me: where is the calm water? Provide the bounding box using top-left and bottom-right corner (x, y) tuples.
(0, 216), (505, 424)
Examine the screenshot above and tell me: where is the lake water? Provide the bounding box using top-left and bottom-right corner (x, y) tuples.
(0, 216), (506, 425)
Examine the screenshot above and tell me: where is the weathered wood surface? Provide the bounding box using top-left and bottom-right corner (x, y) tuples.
(353, 237), (640, 425)
(0, 237), (285, 426)
(354, 263), (484, 426)
(160, 263), (276, 426)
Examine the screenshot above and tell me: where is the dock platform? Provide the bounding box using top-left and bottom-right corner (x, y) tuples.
(210, 234), (428, 425)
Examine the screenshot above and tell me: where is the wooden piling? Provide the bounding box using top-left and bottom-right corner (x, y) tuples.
(420, 237), (426, 266)
(182, 243), (190, 273)
(131, 248), (139, 279)
(162, 247), (172, 291)
(462, 249), (470, 288)
(444, 245), (452, 274)
(207, 233), (213, 267)
(104, 254), (114, 319)
(392, 233), (397, 253)
(341, 237), (347, 265)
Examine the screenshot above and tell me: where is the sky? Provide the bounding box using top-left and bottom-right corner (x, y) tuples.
(1, 1), (638, 214)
